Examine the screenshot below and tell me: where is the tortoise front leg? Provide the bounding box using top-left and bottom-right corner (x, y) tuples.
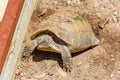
(49, 41), (73, 72)
(59, 45), (72, 72)
(23, 39), (38, 58)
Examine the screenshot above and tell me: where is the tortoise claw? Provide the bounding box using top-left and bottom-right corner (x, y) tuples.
(22, 48), (32, 61)
(63, 57), (72, 73)
(22, 48), (31, 57)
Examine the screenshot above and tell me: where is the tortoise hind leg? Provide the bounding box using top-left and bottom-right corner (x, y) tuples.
(59, 45), (72, 72)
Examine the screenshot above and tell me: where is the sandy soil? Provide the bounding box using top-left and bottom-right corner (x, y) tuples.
(15, 0), (120, 80)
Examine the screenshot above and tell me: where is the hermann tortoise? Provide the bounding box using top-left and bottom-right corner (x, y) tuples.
(23, 11), (100, 72)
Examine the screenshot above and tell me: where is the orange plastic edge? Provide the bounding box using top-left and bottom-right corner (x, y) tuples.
(0, 0), (24, 73)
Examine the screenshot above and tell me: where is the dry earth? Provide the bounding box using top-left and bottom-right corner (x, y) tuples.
(15, 0), (120, 80)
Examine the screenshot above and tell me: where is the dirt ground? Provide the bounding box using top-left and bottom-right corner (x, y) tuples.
(15, 0), (120, 80)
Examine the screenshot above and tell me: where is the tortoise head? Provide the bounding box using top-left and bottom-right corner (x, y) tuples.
(36, 35), (52, 48)
(36, 35), (59, 52)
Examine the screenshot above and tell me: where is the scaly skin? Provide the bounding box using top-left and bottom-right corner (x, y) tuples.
(23, 39), (38, 58)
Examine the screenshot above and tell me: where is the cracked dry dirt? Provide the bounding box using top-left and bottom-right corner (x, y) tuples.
(15, 0), (120, 80)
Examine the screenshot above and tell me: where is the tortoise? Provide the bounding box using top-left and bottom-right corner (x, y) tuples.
(23, 11), (100, 72)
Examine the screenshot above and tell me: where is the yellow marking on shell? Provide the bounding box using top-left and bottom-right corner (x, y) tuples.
(55, 12), (65, 18)
(72, 13), (91, 30)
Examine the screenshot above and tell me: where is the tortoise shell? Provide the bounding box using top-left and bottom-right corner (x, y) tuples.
(31, 11), (99, 53)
